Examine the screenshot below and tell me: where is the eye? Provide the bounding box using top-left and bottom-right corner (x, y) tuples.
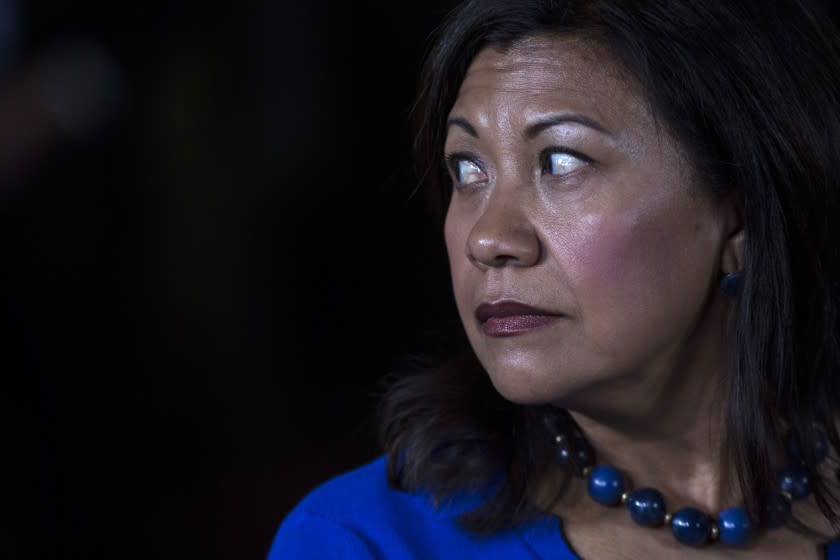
(542, 149), (589, 176)
(446, 154), (488, 188)
(457, 160), (486, 184)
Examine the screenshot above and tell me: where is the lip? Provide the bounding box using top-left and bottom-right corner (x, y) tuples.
(475, 301), (565, 337)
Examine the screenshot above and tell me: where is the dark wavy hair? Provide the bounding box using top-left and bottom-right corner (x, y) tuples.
(379, 0), (840, 535)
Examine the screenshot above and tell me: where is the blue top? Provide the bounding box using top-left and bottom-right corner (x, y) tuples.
(269, 456), (840, 559)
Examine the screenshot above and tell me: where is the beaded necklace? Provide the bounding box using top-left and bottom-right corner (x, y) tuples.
(543, 410), (828, 547)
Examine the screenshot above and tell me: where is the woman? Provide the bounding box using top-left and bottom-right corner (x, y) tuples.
(270, 0), (840, 557)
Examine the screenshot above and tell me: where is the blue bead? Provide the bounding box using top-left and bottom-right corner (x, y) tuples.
(720, 272), (741, 297)
(717, 507), (751, 546)
(626, 487), (666, 527)
(816, 432), (831, 462)
(779, 464), (812, 500)
(786, 429), (829, 464)
(587, 465), (624, 506)
(671, 508), (711, 546)
(762, 492), (792, 529)
(550, 433), (596, 475)
(543, 411), (572, 436)
(555, 444), (573, 465)
(574, 442), (596, 472)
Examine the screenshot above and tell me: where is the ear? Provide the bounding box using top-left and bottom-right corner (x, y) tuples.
(719, 196), (745, 274)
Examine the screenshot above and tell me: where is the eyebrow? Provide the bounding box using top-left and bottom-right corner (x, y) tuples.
(445, 113), (612, 139)
(446, 117), (479, 138)
(525, 114), (612, 139)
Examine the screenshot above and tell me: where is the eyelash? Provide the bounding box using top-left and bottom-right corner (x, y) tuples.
(443, 147), (593, 190)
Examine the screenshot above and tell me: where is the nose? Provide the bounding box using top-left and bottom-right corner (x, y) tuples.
(465, 192), (541, 269)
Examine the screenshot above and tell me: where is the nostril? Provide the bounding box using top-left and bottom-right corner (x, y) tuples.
(465, 210), (542, 268)
(491, 254), (518, 267)
(467, 239), (542, 269)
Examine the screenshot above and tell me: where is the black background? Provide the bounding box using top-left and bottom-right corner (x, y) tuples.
(4, 1), (839, 559)
(3, 1), (460, 558)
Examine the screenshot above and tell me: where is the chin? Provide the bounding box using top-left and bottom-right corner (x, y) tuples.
(482, 361), (574, 405)
(478, 350), (619, 408)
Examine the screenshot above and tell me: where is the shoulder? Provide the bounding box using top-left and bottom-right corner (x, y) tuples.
(279, 455), (460, 525)
(267, 456), (555, 559)
(267, 456), (457, 559)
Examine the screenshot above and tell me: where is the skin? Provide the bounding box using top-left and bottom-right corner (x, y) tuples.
(443, 35), (828, 558)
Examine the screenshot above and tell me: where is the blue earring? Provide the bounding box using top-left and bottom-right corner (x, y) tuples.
(720, 272), (742, 297)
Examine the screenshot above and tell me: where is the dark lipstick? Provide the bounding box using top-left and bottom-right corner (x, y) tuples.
(475, 301), (564, 337)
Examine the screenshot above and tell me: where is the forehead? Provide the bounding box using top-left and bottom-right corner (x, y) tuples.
(449, 34), (647, 134)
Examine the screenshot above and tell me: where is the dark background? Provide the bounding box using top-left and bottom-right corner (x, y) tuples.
(1, 1), (461, 558)
(5, 1), (840, 559)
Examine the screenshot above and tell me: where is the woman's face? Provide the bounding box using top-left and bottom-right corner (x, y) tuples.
(444, 35), (735, 410)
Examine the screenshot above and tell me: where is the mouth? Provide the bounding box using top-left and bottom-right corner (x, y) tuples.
(474, 301), (565, 338)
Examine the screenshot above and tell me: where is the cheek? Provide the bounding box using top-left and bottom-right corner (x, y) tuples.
(444, 210), (471, 308)
(549, 205), (712, 350)
(564, 212), (668, 291)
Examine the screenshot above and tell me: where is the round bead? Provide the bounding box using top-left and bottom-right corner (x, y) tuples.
(554, 438), (596, 475)
(574, 441), (596, 471)
(786, 429), (829, 464)
(814, 430), (829, 463)
(544, 410), (597, 475)
(543, 410), (571, 436)
(762, 492), (792, 529)
(587, 465), (625, 506)
(717, 507), (751, 546)
(626, 487), (667, 527)
(555, 444), (573, 466)
(779, 464), (812, 500)
(671, 508), (712, 546)
(720, 273), (740, 296)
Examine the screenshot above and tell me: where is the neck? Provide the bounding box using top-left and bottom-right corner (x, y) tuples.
(569, 405), (733, 513)
(547, 297), (749, 515)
